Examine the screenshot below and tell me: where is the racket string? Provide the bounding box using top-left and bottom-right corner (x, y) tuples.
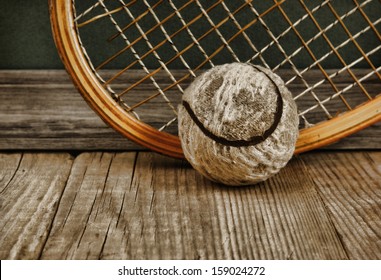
(74, 0), (106, 22)
(249, 0), (330, 72)
(302, 0), (370, 103)
(103, 0), (179, 116)
(116, 0), (183, 116)
(168, 0), (216, 69)
(95, 0), (228, 102)
(100, 1), (194, 87)
(194, 0), (241, 63)
(356, 0), (381, 40)
(293, 17), (381, 100)
(336, 1), (381, 79)
(291, 0), (354, 111)
(285, 12), (379, 88)
(142, 0), (196, 79)
(250, 0), (334, 119)
(73, 0), (141, 120)
(293, 0), (381, 119)
(299, 66), (381, 116)
(220, 1), (271, 68)
(272, 0), (370, 80)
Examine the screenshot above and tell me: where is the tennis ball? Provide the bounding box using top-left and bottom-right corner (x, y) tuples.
(178, 62), (299, 186)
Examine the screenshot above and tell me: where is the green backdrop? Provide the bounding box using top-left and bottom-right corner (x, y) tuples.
(0, 0), (379, 69)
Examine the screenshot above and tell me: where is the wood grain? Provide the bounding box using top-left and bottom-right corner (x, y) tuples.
(0, 153), (73, 259)
(0, 70), (379, 151)
(0, 154), (22, 194)
(41, 152), (347, 259)
(1, 151), (380, 259)
(41, 152), (137, 259)
(301, 152), (381, 259)
(0, 70), (132, 150)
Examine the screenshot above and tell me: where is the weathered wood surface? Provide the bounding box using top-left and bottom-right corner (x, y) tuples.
(0, 153), (73, 259)
(0, 70), (379, 151)
(41, 152), (137, 259)
(1, 151), (380, 260)
(302, 152), (381, 259)
(41, 152), (347, 260)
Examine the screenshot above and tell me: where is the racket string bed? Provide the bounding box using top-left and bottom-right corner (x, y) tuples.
(248, 1), (333, 120)
(72, 0), (380, 132)
(103, 0), (180, 116)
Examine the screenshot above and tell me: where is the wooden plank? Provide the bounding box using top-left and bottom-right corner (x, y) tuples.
(41, 152), (347, 259)
(0, 153), (73, 259)
(0, 71), (134, 150)
(0, 70), (379, 151)
(40, 152), (137, 259)
(301, 151), (381, 259)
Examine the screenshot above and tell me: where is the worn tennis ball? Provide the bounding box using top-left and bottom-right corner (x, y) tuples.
(178, 62), (299, 186)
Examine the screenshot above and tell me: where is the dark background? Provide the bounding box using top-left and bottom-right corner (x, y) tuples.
(0, 0), (62, 69)
(0, 0), (380, 69)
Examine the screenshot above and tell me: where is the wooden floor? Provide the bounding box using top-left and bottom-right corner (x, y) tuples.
(0, 70), (380, 259)
(0, 151), (380, 260)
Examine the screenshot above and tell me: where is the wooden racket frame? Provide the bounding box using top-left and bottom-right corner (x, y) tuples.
(50, 0), (381, 158)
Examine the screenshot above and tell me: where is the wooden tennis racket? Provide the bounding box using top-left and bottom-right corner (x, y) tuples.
(50, 0), (381, 158)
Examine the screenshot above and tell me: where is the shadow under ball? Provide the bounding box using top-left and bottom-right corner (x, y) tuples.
(178, 63), (299, 186)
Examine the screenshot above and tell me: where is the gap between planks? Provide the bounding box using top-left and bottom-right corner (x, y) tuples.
(0, 151), (380, 260)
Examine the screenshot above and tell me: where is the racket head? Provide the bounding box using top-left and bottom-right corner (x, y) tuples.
(50, 0), (381, 158)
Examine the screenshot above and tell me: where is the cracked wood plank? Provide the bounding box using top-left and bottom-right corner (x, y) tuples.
(301, 151), (381, 259)
(0, 153), (73, 259)
(100, 152), (348, 259)
(0, 153), (22, 194)
(41, 152), (347, 259)
(40, 152), (137, 259)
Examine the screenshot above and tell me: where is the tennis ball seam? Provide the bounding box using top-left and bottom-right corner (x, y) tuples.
(181, 65), (284, 147)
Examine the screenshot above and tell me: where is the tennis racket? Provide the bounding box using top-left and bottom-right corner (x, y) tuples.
(50, 0), (381, 158)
